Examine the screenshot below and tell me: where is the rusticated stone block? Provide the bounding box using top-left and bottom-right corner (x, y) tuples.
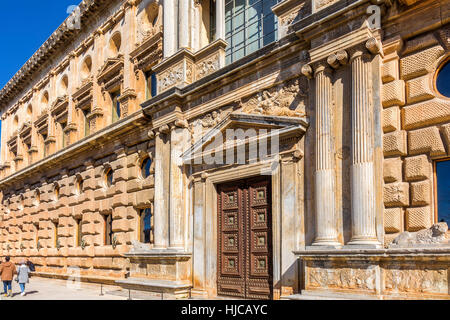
(383, 106), (401, 133)
(404, 155), (431, 181)
(93, 257), (113, 269)
(384, 130), (407, 156)
(112, 219), (130, 233)
(405, 207), (432, 232)
(384, 208), (403, 233)
(411, 180), (431, 206)
(382, 59), (399, 83)
(384, 157), (403, 183)
(382, 80), (406, 107)
(384, 182), (409, 207)
(400, 45), (445, 80)
(441, 123), (450, 153)
(403, 99), (450, 130)
(406, 75), (435, 104)
(408, 126), (446, 157)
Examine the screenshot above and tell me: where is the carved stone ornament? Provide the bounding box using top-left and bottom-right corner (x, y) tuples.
(389, 222), (449, 247)
(239, 78), (308, 117)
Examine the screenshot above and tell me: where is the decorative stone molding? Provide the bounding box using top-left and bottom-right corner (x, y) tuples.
(51, 96), (69, 123)
(154, 39), (227, 94)
(238, 77), (308, 118)
(117, 88), (137, 118)
(130, 31), (163, 79)
(97, 55), (125, 94)
(73, 80), (93, 110)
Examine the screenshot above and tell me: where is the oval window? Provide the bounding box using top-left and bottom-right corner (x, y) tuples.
(141, 157), (152, 179)
(436, 60), (450, 98)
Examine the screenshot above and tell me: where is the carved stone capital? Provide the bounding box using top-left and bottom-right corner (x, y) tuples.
(366, 37), (382, 56)
(159, 124), (170, 134)
(301, 64), (313, 79)
(327, 54), (340, 69)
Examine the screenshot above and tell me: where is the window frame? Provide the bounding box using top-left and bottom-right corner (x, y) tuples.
(433, 157), (450, 226)
(434, 55), (450, 99)
(139, 207), (154, 244)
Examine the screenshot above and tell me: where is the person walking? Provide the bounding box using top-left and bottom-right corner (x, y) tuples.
(16, 260), (30, 296)
(0, 256), (17, 297)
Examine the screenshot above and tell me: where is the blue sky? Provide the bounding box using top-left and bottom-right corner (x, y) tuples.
(0, 1), (78, 89)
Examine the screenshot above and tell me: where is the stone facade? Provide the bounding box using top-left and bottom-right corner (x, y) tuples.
(0, 0), (448, 300)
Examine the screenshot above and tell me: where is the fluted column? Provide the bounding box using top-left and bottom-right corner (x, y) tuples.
(163, 0), (177, 57)
(153, 127), (171, 248)
(169, 120), (190, 249)
(178, 0), (190, 49)
(215, 0), (225, 41)
(311, 63), (340, 247)
(348, 44), (380, 246)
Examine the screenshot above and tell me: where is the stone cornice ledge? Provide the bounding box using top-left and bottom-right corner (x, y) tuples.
(294, 247), (450, 258)
(124, 249), (192, 259)
(0, 110), (148, 188)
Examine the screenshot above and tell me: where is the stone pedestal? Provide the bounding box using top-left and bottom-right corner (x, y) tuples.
(295, 247), (450, 300)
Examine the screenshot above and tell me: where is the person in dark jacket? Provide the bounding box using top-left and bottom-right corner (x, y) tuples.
(0, 256), (17, 297)
(26, 260), (35, 272)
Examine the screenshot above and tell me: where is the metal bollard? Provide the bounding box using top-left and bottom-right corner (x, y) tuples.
(128, 289), (132, 300)
(99, 284), (104, 296)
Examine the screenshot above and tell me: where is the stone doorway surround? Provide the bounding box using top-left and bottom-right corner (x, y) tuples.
(184, 113), (309, 299)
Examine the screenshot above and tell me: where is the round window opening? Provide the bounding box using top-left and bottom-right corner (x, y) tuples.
(141, 157), (152, 179)
(105, 169), (114, 188)
(436, 60), (450, 98)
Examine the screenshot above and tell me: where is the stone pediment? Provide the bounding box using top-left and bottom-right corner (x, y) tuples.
(51, 95), (69, 123)
(97, 55), (124, 91)
(182, 113), (308, 164)
(73, 80), (93, 110)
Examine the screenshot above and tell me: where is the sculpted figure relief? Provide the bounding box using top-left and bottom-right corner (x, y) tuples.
(240, 78), (307, 117)
(390, 222), (449, 247)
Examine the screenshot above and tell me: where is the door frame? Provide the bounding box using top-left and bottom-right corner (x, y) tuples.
(201, 162), (282, 299)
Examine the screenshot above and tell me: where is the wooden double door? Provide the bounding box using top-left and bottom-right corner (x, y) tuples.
(217, 177), (273, 300)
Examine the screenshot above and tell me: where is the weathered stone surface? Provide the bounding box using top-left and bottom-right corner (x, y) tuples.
(384, 182), (409, 207)
(406, 75), (435, 104)
(383, 157), (403, 183)
(408, 126), (446, 156)
(384, 208), (403, 234)
(404, 155), (431, 182)
(384, 130), (407, 156)
(382, 59), (398, 83)
(403, 99), (450, 130)
(382, 80), (406, 107)
(390, 222), (448, 247)
(383, 107), (401, 133)
(411, 180), (431, 206)
(400, 45), (445, 80)
(405, 207), (432, 232)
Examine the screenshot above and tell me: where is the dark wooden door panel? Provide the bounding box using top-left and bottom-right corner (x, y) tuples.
(217, 177), (272, 300)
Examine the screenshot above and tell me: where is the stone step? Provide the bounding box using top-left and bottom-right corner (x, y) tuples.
(115, 278), (192, 299)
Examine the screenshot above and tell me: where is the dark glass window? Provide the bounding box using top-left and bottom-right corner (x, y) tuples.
(111, 91), (121, 123)
(225, 0), (278, 64)
(106, 169), (114, 188)
(104, 214), (113, 246)
(436, 160), (450, 225)
(76, 218), (82, 247)
(436, 61), (450, 98)
(141, 157), (152, 179)
(140, 208), (153, 244)
(77, 178), (84, 195)
(145, 71), (157, 99)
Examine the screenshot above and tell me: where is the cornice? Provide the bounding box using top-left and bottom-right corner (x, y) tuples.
(0, 0), (120, 111)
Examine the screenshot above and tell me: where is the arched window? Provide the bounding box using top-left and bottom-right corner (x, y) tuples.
(140, 156), (152, 179)
(436, 59), (450, 98)
(59, 75), (69, 97)
(81, 56), (92, 80)
(111, 91), (121, 123)
(26, 105), (33, 122)
(109, 32), (122, 57)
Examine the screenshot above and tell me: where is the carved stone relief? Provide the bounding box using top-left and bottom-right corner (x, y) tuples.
(239, 78), (308, 117)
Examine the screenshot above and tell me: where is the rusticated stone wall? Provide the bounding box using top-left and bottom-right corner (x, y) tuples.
(0, 131), (155, 280)
(382, 28), (450, 246)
